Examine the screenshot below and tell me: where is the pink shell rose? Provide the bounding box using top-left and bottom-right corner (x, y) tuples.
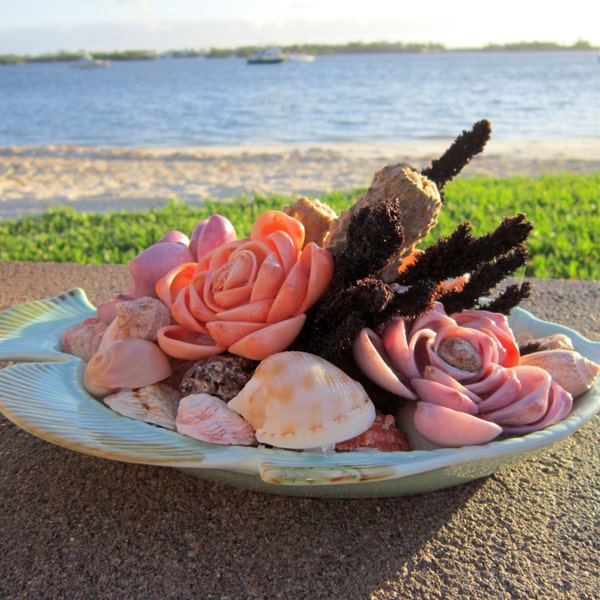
(354, 303), (573, 447)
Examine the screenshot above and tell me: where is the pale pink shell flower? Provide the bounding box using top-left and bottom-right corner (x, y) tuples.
(354, 302), (574, 447)
(128, 215), (236, 299)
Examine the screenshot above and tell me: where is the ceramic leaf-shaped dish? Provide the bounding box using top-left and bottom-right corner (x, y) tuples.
(0, 288), (598, 498)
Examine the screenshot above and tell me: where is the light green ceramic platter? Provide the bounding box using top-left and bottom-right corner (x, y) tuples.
(0, 288), (598, 498)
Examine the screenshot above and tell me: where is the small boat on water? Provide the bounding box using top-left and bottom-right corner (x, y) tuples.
(72, 51), (110, 68)
(247, 47), (287, 65)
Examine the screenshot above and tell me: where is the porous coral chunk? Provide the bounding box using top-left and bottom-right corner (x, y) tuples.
(326, 163), (442, 280)
(283, 196), (337, 247)
(115, 296), (172, 341)
(61, 317), (108, 361)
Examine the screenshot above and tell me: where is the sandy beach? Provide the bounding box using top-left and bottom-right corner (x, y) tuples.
(1, 138), (599, 219)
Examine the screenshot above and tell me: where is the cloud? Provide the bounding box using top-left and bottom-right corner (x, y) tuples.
(117, 0), (153, 9)
(116, 0), (157, 27)
(1, 13), (596, 55)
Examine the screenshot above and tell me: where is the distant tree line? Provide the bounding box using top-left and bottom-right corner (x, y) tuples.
(0, 49), (157, 65)
(481, 40), (595, 51)
(1, 39), (596, 65)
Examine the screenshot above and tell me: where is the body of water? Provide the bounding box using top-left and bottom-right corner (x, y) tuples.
(0, 51), (598, 148)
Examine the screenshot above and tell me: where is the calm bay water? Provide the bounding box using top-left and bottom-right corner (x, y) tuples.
(0, 51), (598, 148)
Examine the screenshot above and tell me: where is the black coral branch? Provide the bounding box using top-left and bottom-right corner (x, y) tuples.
(422, 119), (492, 196)
(396, 214), (533, 315)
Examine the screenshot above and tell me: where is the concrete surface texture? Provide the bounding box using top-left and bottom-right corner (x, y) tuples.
(0, 262), (599, 599)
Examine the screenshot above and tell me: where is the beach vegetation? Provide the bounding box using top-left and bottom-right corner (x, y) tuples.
(0, 173), (598, 280)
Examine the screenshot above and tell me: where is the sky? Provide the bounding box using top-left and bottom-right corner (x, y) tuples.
(1, 0), (599, 55)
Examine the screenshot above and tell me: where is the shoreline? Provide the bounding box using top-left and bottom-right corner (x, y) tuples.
(1, 139), (599, 220)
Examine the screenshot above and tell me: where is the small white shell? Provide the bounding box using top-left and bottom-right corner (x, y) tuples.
(517, 332), (575, 351)
(228, 351), (376, 449)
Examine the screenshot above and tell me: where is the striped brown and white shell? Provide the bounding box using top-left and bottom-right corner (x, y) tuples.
(228, 351), (376, 450)
(104, 383), (181, 430)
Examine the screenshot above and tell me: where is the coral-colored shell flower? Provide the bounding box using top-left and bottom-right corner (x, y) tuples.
(156, 211), (334, 361)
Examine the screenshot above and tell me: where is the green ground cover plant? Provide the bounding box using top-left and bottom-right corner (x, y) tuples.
(1, 173), (598, 279)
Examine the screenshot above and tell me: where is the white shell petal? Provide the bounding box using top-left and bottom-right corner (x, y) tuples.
(228, 352), (376, 449)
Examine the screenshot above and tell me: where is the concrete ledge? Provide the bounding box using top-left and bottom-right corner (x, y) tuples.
(1, 262), (598, 599)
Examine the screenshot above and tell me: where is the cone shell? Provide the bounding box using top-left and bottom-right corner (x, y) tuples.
(228, 351), (376, 449)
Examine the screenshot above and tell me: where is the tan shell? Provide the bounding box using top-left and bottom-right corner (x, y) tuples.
(518, 332), (575, 352)
(519, 349), (600, 398)
(115, 296), (172, 341)
(283, 196), (338, 247)
(60, 317), (108, 362)
(104, 383), (181, 430)
(324, 163), (442, 280)
(228, 351), (376, 449)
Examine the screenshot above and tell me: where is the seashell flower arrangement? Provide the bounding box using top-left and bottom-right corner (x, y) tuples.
(60, 120), (600, 452)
